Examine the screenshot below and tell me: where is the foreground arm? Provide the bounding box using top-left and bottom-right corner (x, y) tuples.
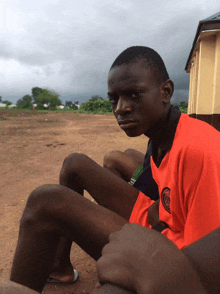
(97, 223), (207, 294)
(183, 227), (220, 293)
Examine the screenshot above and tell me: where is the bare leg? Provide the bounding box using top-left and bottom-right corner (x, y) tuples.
(103, 149), (145, 182)
(49, 153), (139, 281)
(11, 154), (139, 292)
(49, 236), (74, 282)
(0, 279), (38, 294)
(48, 152), (139, 281)
(59, 153), (139, 218)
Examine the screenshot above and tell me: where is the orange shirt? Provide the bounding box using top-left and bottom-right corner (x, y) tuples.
(130, 114), (220, 249)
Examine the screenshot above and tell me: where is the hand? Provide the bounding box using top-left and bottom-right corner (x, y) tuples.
(97, 223), (206, 294)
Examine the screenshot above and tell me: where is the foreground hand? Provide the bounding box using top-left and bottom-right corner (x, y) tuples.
(97, 223), (206, 294)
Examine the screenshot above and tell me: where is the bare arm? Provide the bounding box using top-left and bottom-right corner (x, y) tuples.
(97, 223), (207, 294)
(183, 227), (220, 294)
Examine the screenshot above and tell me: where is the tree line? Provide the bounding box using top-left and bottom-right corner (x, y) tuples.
(173, 101), (188, 114)
(80, 98), (188, 114)
(16, 87), (62, 110)
(0, 90), (188, 114)
(0, 96), (13, 106)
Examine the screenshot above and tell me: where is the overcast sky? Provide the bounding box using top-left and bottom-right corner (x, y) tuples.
(1, 0), (219, 104)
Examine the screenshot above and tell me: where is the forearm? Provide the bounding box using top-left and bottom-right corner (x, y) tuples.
(183, 227), (220, 294)
(97, 224), (208, 294)
(93, 273), (206, 294)
(134, 252), (207, 294)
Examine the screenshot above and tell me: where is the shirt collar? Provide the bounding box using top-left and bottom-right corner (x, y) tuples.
(146, 105), (181, 167)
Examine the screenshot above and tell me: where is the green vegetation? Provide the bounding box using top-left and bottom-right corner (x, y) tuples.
(0, 94), (11, 106)
(173, 101), (188, 114)
(17, 95), (33, 109)
(34, 88), (61, 110)
(65, 101), (79, 110)
(0, 88), (188, 114)
(79, 96), (112, 114)
(1, 100), (12, 106)
(32, 87), (43, 103)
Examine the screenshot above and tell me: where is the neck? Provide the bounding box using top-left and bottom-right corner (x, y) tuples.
(146, 106), (171, 146)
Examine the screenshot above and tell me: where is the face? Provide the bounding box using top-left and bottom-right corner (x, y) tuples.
(107, 61), (172, 137)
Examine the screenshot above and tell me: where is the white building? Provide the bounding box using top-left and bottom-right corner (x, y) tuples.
(57, 105), (65, 109)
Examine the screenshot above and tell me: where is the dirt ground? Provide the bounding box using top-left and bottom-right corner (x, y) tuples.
(0, 109), (149, 294)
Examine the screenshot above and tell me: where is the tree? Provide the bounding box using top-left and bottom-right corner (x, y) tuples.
(179, 101), (188, 114)
(32, 87), (43, 103)
(17, 95), (33, 109)
(35, 88), (61, 109)
(179, 101), (188, 108)
(65, 101), (73, 108)
(80, 95), (112, 113)
(0, 96), (2, 102)
(2, 100), (12, 106)
(74, 101), (79, 105)
(89, 95), (104, 102)
(65, 101), (78, 110)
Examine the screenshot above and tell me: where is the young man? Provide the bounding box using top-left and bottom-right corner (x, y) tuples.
(10, 46), (220, 293)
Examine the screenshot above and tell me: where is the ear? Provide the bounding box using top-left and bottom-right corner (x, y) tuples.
(160, 79), (174, 103)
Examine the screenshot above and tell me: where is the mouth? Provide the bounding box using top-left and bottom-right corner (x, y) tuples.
(118, 120), (138, 130)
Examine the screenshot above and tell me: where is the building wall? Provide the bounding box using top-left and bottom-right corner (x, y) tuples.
(188, 32), (220, 131)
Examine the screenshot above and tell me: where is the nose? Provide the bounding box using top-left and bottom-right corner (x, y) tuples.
(114, 97), (132, 115)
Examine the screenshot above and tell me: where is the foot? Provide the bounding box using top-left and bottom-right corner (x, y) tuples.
(49, 265), (77, 283)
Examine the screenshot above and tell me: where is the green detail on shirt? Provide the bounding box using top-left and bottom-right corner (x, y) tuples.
(130, 164), (143, 185)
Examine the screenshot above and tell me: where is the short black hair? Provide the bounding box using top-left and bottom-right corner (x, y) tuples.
(110, 46), (169, 84)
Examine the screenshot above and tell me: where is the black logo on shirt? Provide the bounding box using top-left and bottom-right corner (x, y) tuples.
(161, 187), (171, 214)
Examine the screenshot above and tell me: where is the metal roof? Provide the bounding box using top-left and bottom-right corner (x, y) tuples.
(185, 11), (220, 71)
(202, 11), (220, 22)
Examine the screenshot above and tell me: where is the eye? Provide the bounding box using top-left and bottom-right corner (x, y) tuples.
(108, 95), (118, 105)
(130, 91), (143, 98)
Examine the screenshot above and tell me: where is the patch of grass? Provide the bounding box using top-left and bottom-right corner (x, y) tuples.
(55, 108), (79, 113)
(34, 110), (49, 114)
(77, 109), (113, 115)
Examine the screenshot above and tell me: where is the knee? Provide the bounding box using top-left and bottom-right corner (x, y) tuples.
(26, 184), (60, 208)
(62, 152), (89, 170)
(103, 150), (122, 169)
(21, 184), (67, 231)
(124, 149), (137, 157)
(60, 152), (89, 177)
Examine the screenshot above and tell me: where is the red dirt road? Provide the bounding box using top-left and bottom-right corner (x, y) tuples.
(0, 110), (149, 293)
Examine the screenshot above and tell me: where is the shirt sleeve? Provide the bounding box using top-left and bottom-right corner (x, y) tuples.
(162, 143), (220, 249)
(129, 191), (155, 228)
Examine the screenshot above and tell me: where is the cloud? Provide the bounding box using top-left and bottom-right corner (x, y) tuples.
(0, 0), (219, 102)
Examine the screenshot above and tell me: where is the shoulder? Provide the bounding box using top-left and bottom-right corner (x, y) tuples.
(171, 114), (220, 167)
(176, 114), (220, 151)
(178, 114), (219, 134)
